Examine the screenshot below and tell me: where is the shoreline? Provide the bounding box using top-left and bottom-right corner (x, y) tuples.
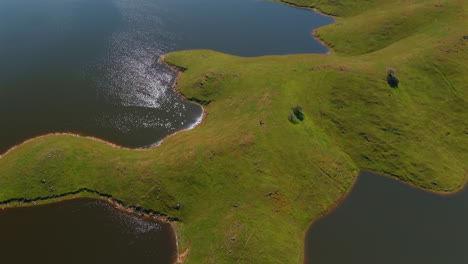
(0, 194), (182, 263)
(277, 0), (336, 17)
(361, 169), (468, 197)
(0, 188), (181, 222)
(0, 187), (188, 263)
(309, 6), (336, 55)
(0, 7), (334, 261)
(301, 168), (468, 263)
(273, 0), (336, 55)
(301, 169), (359, 264)
(0, 56), (196, 263)
(0, 57), (205, 160)
(0, 1), (464, 263)
(312, 28), (333, 55)
(0, 2), (330, 161)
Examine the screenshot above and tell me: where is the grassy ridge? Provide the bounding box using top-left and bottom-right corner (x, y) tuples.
(0, 0), (467, 263)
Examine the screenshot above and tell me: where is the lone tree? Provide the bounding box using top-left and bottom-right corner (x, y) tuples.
(386, 68), (399, 88)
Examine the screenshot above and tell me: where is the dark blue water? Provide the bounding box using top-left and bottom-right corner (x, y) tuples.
(306, 171), (468, 264)
(0, 0), (333, 153)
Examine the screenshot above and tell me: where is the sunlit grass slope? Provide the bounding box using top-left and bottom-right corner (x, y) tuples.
(0, 0), (466, 263)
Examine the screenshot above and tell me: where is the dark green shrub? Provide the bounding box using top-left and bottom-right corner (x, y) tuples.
(292, 105), (305, 121)
(386, 68), (399, 88)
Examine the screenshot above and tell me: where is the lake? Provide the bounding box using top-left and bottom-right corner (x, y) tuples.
(0, 0), (333, 261)
(305, 171), (468, 264)
(0, 0), (333, 153)
(1, 1), (464, 262)
(0, 198), (176, 264)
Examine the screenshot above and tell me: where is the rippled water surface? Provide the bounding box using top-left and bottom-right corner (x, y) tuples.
(0, 0), (333, 153)
(0, 198), (176, 263)
(306, 171), (468, 264)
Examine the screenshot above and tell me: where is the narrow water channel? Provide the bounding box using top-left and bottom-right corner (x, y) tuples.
(0, 198), (176, 264)
(305, 171), (468, 264)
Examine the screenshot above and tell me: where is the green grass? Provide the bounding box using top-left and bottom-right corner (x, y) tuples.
(0, 0), (467, 263)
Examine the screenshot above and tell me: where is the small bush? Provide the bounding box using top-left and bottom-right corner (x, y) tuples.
(387, 73), (399, 88)
(292, 105), (305, 121)
(288, 113), (299, 124)
(288, 105), (305, 124)
(386, 68), (399, 88)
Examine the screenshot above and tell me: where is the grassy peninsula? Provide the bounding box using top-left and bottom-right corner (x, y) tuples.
(0, 0), (466, 263)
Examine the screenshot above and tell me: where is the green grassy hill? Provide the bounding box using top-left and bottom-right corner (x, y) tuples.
(0, 0), (466, 263)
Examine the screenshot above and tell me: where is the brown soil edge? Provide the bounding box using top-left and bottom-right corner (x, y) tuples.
(177, 247), (191, 263)
(362, 169), (468, 197)
(0, 188), (181, 221)
(4, 195), (186, 263)
(312, 28), (334, 55)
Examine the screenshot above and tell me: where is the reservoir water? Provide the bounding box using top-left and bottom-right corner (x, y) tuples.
(306, 171), (468, 264)
(0, 0), (333, 261)
(0, 198), (176, 263)
(1, 1), (465, 263)
(0, 0), (333, 153)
